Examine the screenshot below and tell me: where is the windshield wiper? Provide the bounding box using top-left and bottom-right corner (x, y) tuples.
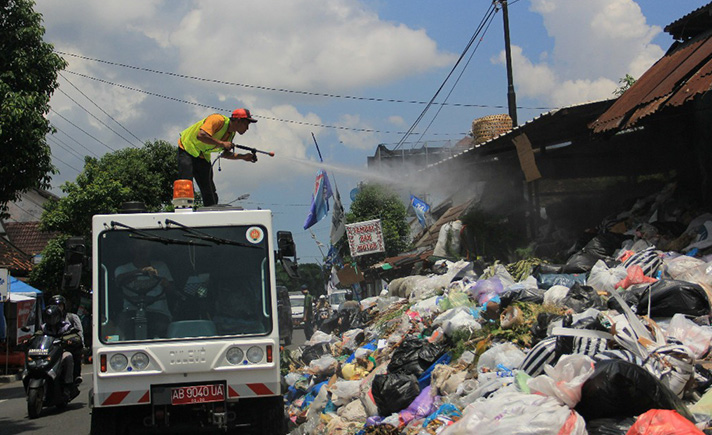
(109, 221), (210, 246)
(164, 219), (261, 249)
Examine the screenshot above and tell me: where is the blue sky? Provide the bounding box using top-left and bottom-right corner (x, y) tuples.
(33, 0), (708, 264)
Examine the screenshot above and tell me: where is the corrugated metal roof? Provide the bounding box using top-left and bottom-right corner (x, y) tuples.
(591, 28), (712, 134)
(665, 3), (712, 41)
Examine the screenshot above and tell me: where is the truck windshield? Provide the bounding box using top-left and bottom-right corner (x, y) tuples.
(97, 225), (272, 343)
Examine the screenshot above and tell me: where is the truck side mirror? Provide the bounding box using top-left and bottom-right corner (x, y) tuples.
(63, 236), (86, 290)
(277, 231), (296, 258)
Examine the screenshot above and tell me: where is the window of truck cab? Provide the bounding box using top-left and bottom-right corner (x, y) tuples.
(97, 224), (273, 343)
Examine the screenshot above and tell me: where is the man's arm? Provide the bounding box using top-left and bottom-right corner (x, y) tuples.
(197, 129), (233, 151)
(220, 150), (257, 162)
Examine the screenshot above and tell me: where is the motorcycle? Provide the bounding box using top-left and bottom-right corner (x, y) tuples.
(22, 332), (80, 419)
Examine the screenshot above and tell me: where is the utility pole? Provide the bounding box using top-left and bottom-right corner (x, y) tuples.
(501, 0), (518, 127)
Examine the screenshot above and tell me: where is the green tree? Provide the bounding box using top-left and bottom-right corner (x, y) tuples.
(298, 263), (326, 296)
(28, 234), (69, 297)
(40, 140), (177, 238)
(613, 74), (636, 96)
(31, 140), (177, 293)
(343, 183), (410, 265)
(0, 0), (67, 218)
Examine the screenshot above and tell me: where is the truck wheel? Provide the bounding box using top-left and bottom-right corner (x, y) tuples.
(259, 396), (286, 434)
(27, 386), (44, 419)
(90, 407), (117, 435)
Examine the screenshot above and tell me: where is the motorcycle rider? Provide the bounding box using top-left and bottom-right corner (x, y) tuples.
(337, 290), (360, 332)
(314, 295), (331, 328)
(50, 295), (84, 384)
(38, 305), (81, 400)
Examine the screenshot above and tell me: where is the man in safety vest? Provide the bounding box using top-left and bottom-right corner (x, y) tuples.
(178, 108), (258, 206)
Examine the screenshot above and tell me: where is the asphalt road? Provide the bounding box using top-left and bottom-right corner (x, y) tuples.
(0, 365), (92, 435)
(0, 331), (308, 435)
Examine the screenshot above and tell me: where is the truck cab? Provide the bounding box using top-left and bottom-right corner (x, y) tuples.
(88, 204), (295, 434)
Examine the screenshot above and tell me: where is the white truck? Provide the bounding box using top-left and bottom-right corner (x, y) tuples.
(88, 198), (296, 434)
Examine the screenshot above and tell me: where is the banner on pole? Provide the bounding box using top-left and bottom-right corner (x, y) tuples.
(345, 219), (385, 257)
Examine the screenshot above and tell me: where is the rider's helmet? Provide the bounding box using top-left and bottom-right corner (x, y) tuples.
(44, 305), (63, 327)
(50, 294), (67, 317)
(319, 295), (326, 301)
(344, 289), (353, 301)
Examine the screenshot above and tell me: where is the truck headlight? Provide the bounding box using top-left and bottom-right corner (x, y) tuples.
(131, 352), (150, 371)
(226, 347), (244, 365)
(109, 353), (128, 371)
(246, 346), (264, 364)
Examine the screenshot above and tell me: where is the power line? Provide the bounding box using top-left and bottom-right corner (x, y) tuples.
(50, 150), (82, 173)
(51, 125), (100, 158)
(63, 70), (470, 137)
(395, 4), (498, 150)
(55, 50), (554, 111)
(56, 84), (140, 148)
(49, 108), (118, 152)
(47, 136), (84, 161)
(410, 5), (498, 149)
(59, 73), (144, 146)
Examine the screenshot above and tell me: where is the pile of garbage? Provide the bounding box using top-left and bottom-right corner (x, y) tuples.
(283, 186), (712, 434)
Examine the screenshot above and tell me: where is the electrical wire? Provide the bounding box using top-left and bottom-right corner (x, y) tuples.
(56, 85), (140, 148)
(59, 73), (145, 146)
(55, 50), (553, 111)
(63, 70), (469, 137)
(394, 4), (498, 150)
(49, 108), (117, 152)
(51, 125), (100, 158)
(410, 5), (498, 149)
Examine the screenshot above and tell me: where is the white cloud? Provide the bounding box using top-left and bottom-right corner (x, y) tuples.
(335, 114), (378, 150)
(493, 0), (664, 106)
(388, 115), (406, 126)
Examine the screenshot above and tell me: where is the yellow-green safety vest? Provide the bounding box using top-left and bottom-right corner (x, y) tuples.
(179, 115), (235, 159)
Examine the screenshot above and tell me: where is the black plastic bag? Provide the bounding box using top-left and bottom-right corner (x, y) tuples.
(387, 337), (447, 377)
(388, 338), (423, 376)
(575, 359), (694, 422)
(635, 279), (711, 318)
(300, 342), (331, 365)
(371, 373), (420, 416)
(562, 251), (600, 273)
(533, 263), (563, 275)
(583, 232), (628, 257)
(561, 283), (605, 312)
(585, 418), (635, 435)
(537, 273), (587, 290)
(499, 287), (546, 309)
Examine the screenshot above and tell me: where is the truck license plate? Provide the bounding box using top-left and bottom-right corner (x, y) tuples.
(171, 384), (225, 405)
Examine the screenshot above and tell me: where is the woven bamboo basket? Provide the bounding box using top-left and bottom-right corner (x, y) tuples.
(471, 114), (513, 144)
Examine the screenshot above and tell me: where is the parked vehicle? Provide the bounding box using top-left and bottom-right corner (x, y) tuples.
(276, 286), (293, 345)
(328, 290), (348, 312)
(289, 293), (305, 328)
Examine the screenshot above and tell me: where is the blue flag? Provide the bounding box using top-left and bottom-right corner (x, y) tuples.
(411, 195), (430, 228)
(304, 170), (333, 230)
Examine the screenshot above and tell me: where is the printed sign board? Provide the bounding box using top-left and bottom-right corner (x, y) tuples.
(345, 219), (385, 257)
(16, 298), (37, 345)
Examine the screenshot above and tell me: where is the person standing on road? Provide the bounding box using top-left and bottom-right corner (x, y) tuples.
(177, 108), (259, 206)
(301, 285), (314, 340)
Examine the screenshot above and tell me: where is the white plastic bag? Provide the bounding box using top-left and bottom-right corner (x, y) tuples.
(587, 260), (628, 292)
(665, 313), (712, 359)
(331, 380), (361, 406)
(306, 330), (335, 346)
(439, 391), (587, 435)
(308, 354), (337, 376)
(543, 285), (570, 307)
(527, 354), (595, 408)
(477, 342), (526, 372)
